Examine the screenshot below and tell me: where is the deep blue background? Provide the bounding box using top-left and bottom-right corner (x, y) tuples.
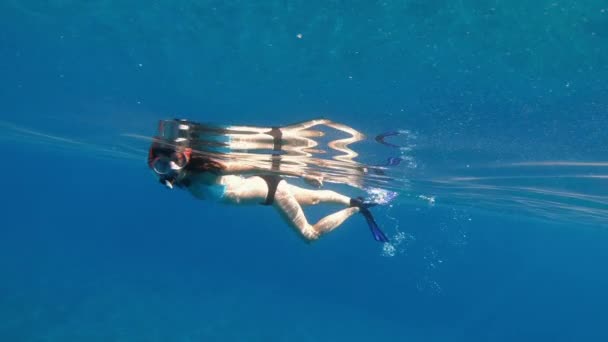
(1, 1), (607, 341)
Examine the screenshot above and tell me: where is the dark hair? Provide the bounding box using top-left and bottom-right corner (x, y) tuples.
(185, 153), (226, 174)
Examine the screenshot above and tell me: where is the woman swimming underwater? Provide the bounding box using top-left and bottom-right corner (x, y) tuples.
(147, 118), (389, 243)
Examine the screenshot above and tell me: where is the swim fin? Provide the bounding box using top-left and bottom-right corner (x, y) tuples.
(350, 197), (390, 243)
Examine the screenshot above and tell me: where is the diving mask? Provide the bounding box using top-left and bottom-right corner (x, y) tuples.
(150, 151), (190, 175)
(149, 119), (195, 188)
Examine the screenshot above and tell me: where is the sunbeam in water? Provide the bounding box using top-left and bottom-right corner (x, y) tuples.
(409, 161), (608, 227)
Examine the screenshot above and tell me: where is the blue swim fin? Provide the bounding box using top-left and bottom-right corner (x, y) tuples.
(350, 198), (389, 243)
(360, 208), (389, 242)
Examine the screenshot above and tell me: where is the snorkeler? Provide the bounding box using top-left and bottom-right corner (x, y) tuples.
(147, 118), (389, 243)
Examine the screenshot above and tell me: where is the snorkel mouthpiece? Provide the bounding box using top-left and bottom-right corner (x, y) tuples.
(158, 176), (175, 189)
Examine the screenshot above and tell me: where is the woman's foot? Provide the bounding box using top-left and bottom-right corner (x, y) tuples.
(349, 196), (378, 209)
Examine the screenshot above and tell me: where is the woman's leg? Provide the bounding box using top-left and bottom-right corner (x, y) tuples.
(223, 176), (351, 207)
(273, 181), (359, 242)
(283, 183), (351, 206)
(222, 176), (360, 242)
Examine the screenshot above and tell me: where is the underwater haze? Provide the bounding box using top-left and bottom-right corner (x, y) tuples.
(1, 1), (608, 341)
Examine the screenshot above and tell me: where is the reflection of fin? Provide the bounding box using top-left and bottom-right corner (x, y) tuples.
(383, 157), (403, 167)
(375, 130), (409, 149)
(350, 197), (389, 243)
(375, 131), (402, 148)
(369, 157), (404, 175)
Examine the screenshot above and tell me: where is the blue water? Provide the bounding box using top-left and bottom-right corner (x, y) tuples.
(1, 1), (608, 341)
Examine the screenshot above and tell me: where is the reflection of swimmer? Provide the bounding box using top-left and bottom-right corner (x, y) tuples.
(148, 119), (389, 243)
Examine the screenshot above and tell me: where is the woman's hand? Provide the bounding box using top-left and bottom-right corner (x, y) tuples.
(304, 174), (324, 188)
